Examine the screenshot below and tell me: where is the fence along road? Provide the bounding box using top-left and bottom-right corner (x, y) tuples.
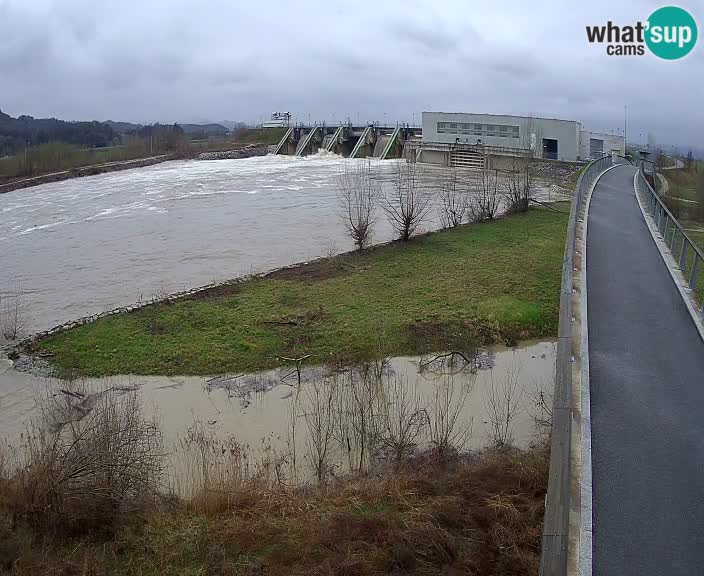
(587, 164), (704, 575)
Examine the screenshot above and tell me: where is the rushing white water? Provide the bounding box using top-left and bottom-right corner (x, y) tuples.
(0, 154), (568, 333)
(0, 155), (401, 331)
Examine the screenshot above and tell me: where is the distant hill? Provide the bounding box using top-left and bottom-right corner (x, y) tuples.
(108, 120), (230, 138)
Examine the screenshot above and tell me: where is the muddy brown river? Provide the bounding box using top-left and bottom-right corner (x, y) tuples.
(1, 156), (561, 483)
(0, 341), (555, 487)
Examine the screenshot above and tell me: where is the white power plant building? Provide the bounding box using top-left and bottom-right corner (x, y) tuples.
(422, 112), (624, 162)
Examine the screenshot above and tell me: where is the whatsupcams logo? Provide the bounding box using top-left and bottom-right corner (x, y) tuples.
(586, 6), (697, 59)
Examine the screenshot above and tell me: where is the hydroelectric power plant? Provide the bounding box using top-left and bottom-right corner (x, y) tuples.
(272, 123), (422, 159)
(271, 111), (625, 172)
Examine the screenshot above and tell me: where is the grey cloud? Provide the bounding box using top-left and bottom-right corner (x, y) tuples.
(0, 0), (701, 147)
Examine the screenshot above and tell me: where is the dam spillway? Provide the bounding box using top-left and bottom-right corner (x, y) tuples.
(273, 123), (422, 159)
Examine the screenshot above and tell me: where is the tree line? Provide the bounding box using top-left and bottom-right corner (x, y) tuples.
(0, 109), (119, 157)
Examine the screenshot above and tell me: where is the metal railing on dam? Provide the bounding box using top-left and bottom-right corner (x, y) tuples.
(635, 163), (704, 315)
(540, 154), (612, 576)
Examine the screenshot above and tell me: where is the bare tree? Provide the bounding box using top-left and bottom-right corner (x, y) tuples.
(329, 362), (385, 474)
(279, 354), (313, 484)
(473, 168), (501, 220)
(338, 160), (379, 250)
(426, 374), (474, 461)
(303, 379), (336, 483)
(438, 167), (468, 228)
(347, 366), (382, 472)
(383, 161), (432, 241)
(525, 377), (554, 429)
(502, 158), (533, 213)
(378, 374), (426, 463)
(520, 116), (542, 158)
(483, 365), (523, 449)
(0, 282), (28, 341)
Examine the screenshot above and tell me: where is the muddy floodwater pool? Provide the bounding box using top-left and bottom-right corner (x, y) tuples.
(0, 340), (555, 487)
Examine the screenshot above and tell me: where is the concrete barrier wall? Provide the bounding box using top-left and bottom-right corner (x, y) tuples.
(540, 155), (613, 576)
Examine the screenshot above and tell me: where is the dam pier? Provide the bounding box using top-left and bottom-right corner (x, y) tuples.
(272, 123), (422, 159)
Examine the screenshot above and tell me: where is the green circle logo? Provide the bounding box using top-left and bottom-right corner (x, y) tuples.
(645, 6), (698, 59)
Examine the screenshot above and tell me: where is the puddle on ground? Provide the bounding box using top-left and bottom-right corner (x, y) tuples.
(0, 340), (555, 487)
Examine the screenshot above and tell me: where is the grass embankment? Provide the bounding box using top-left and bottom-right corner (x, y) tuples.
(662, 163), (703, 203)
(658, 162), (704, 306)
(1, 446), (548, 576)
(34, 208), (568, 377)
(232, 127), (287, 145)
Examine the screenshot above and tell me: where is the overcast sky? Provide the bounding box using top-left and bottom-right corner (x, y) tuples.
(0, 0), (702, 147)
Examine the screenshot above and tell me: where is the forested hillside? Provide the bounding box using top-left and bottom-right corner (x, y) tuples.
(0, 110), (116, 156)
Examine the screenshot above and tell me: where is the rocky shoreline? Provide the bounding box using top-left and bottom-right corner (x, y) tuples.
(0, 155), (173, 194)
(196, 144), (268, 161)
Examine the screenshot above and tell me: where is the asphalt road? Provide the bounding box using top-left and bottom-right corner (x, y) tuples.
(588, 164), (704, 575)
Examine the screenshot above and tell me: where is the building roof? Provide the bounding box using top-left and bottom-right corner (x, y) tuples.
(422, 111), (580, 124)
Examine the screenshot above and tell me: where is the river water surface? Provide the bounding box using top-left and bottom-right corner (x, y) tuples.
(0, 340), (555, 486)
(1, 154), (568, 333)
(1, 155), (561, 483)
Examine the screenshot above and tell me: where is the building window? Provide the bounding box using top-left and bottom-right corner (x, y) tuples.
(437, 120), (519, 138)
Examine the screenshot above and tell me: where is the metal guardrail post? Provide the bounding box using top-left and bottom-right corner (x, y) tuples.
(664, 217), (671, 244)
(637, 164), (704, 318)
(691, 258), (699, 290)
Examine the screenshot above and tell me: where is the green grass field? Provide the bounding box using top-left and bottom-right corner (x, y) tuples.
(232, 127), (287, 145)
(33, 207), (568, 376)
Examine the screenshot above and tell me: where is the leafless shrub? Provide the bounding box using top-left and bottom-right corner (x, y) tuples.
(303, 380), (336, 483)
(438, 167), (468, 228)
(325, 239), (339, 259)
(419, 350), (478, 376)
(151, 280), (171, 301)
(8, 383), (163, 534)
(426, 374), (474, 460)
(383, 161), (432, 241)
(177, 420), (286, 510)
(179, 420), (251, 494)
(378, 374), (426, 463)
(525, 377), (554, 430)
(473, 168), (501, 221)
(345, 367), (383, 472)
(484, 365), (523, 449)
(0, 283), (29, 341)
(417, 326), (481, 375)
(502, 158), (533, 213)
(279, 354), (313, 484)
(338, 160), (379, 250)
(329, 362), (387, 474)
